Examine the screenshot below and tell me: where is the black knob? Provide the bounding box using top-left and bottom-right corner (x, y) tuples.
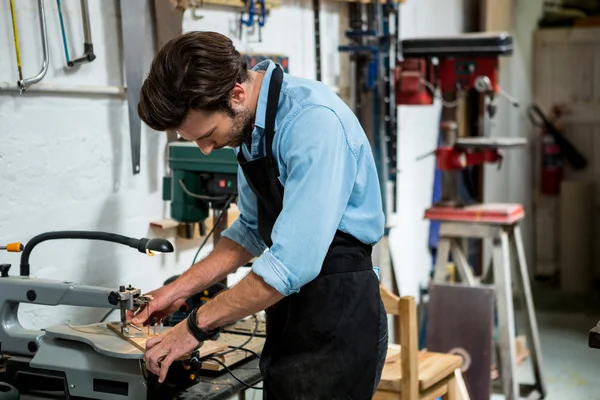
(108, 291), (119, 305)
(0, 264), (11, 278)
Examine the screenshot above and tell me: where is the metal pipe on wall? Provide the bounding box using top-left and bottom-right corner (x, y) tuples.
(0, 82), (126, 97)
(19, 0), (50, 92)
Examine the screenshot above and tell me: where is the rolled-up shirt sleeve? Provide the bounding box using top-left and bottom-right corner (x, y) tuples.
(251, 105), (358, 296)
(222, 166), (267, 257)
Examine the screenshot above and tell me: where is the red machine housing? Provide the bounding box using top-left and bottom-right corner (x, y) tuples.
(395, 56), (500, 104)
(435, 146), (502, 170)
(395, 59), (434, 105)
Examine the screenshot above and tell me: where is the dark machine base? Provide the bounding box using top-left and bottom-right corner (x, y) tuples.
(1, 354), (201, 400)
(401, 32), (513, 57)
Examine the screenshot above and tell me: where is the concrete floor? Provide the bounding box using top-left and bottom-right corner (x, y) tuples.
(492, 282), (600, 400)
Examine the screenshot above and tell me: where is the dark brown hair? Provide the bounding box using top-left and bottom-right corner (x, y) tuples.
(138, 31), (248, 132)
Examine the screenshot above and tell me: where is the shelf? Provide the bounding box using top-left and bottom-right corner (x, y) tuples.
(171, 0), (281, 10)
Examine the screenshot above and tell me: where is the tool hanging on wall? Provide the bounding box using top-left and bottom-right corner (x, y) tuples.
(313, 0), (321, 81)
(56, 0), (96, 68)
(189, 0), (204, 20)
(9, 0), (23, 85)
(120, 0), (147, 175)
(11, 0), (49, 94)
(239, 0), (268, 42)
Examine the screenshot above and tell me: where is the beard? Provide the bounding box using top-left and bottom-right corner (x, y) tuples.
(225, 106), (254, 148)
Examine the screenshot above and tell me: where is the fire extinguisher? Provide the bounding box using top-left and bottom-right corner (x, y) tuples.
(540, 132), (562, 195)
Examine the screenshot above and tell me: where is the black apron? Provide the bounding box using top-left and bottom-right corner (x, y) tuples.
(237, 64), (387, 400)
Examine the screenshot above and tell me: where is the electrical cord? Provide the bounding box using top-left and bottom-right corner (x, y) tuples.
(211, 314), (259, 358)
(100, 309), (113, 322)
(198, 314), (263, 389)
(203, 356), (263, 390)
(233, 346), (262, 361)
(191, 194), (236, 267)
(178, 179), (230, 201)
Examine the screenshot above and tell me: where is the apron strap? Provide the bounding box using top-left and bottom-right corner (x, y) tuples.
(264, 64), (284, 172)
(237, 64), (284, 165)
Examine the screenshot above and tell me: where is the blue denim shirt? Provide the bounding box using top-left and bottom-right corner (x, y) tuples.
(222, 60), (385, 296)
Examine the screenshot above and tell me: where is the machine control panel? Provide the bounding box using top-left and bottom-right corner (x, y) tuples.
(206, 173), (238, 196)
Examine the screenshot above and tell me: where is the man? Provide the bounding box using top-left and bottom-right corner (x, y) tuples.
(133, 31), (387, 399)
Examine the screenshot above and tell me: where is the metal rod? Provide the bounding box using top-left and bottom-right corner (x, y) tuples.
(81, 0), (92, 43)
(128, 322), (142, 332)
(9, 0), (23, 83)
(67, 0), (96, 67)
(0, 82), (125, 96)
(313, 0), (321, 81)
(19, 0), (49, 92)
(57, 0), (70, 64)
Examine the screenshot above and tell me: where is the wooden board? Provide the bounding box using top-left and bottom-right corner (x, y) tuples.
(150, 205), (240, 240)
(107, 322), (228, 359)
(378, 348), (462, 393)
(201, 333), (265, 371)
(426, 283), (494, 400)
(222, 318), (266, 337)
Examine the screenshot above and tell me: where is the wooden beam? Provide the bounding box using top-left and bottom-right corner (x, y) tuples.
(481, 0), (513, 32)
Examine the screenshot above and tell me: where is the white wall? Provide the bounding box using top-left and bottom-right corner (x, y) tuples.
(0, 0), (341, 331)
(390, 0), (466, 299)
(0, 0), (471, 324)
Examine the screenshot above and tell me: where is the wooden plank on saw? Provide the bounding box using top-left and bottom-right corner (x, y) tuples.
(107, 322), (228, 359)
(201, 333), (265, 371)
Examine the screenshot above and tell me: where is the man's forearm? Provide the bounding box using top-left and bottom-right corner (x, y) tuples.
(196, 271), (285, 331)
(171, 237), (254, 299)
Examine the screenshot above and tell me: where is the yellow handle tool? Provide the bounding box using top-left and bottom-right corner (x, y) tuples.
(9, 0), (24, 82)
(1, 242), (23, 252)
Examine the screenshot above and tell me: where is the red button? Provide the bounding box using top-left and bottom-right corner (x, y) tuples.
(219, 180), (226, 188)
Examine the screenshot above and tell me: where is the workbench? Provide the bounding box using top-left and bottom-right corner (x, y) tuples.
(181, 358), (263, 399)
(4, 319), (265, 400)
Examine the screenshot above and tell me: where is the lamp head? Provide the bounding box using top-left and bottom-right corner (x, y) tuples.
(139, 238), (174, 256)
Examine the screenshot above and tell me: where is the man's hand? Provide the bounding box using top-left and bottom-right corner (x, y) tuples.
(128, 237), (254, 325)
(144, 320), (201, 383)
(128, 285), (186, 325)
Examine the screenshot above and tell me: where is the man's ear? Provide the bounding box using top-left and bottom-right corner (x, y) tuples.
(230, 83), (246, 106)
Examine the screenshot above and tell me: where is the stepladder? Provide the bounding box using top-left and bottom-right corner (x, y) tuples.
(426, 203), (546, 400)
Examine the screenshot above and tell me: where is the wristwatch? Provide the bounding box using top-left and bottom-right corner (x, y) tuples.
(187, 307), (220, 342)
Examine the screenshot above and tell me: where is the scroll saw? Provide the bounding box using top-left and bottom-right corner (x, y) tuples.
(0, 231), (211, 399)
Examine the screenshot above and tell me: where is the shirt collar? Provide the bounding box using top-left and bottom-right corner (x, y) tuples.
(252, 59), (277, 130)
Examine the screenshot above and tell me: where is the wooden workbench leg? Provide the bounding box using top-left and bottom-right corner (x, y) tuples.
(492, 231), (519, 400)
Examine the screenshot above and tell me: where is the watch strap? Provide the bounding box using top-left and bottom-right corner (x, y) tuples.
(187, 307), (220, 342)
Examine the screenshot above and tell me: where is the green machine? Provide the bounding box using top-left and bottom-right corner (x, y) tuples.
(163, 141), (239, 237)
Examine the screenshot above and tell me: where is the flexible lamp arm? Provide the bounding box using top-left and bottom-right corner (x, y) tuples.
(19, 231), (174, 276)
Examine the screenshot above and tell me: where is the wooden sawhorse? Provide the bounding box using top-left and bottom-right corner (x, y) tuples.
(426, 203), (546, 400)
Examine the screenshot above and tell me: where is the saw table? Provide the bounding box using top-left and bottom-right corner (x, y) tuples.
(0, 231), (265, 400)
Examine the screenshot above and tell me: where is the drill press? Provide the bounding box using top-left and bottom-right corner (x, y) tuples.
(162, 141), (238, 239)
(396, 31), (525, 209)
